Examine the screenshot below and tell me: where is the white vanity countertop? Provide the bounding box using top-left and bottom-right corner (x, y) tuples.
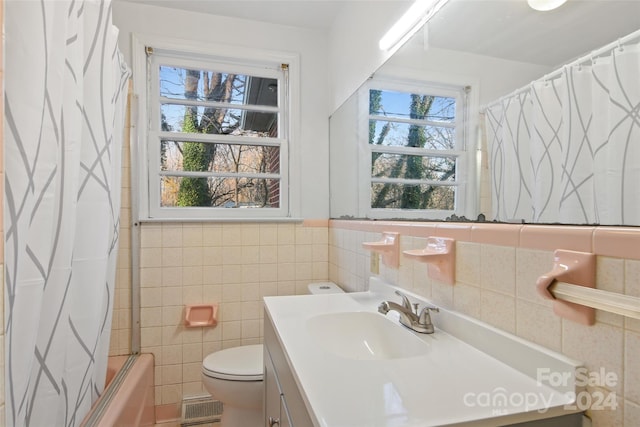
(263, 278), (583, 427)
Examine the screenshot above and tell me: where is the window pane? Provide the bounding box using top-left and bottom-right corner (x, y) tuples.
(161, 105), (278, 136)
(369, 119), (455, 149)
(372, 154), (456, 181)
(161, 176), (280, 208)
(161, 141), (280, 174)
(371, 183), (455, 210)
(369, 89), (455, 122)
(159, 66), (278, 107)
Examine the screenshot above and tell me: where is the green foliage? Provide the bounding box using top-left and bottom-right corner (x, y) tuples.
(176, 175), (210, 207)
(400, 95), (432, 208)
(177, 109), (212, 206)
(369, 90), (382, 144)
(371, 91), (455, 210)
(182, 141), (207, 171)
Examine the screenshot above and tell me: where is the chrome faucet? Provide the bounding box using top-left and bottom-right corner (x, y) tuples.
(378, 290), (439, 334)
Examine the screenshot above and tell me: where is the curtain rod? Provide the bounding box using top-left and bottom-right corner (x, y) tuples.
(482, 27), (640, 111)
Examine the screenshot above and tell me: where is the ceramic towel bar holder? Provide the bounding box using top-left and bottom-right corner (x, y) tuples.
(362, 232), (399, 268)
(403, 237), (455, 285)
(536, 250), (596, 325)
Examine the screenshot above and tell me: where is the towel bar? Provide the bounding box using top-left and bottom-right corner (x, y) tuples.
(549, 281), (640, 320)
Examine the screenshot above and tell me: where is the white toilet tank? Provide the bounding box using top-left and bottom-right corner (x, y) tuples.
(307, 281), (344, 294)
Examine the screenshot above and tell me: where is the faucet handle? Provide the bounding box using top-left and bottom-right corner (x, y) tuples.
(394, 290), (412, 311)
(418, 305), (439, 325)
(377, 301), (390, 314)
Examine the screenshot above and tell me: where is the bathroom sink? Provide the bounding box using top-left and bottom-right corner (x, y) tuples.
(306, 311), (430, 360)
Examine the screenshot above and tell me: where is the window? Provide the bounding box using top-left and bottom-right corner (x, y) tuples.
(363, 78), (468, 219)
(135, 38), (296, 220)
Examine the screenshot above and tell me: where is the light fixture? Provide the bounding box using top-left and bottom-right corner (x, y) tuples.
(527, 0), (567, 12)
(378, 0), (450, 52)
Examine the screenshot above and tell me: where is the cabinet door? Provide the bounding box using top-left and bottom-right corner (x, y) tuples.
(279, 395), (292, 427)
(264, 313), (314, 426)
(264, 349), (282, 427)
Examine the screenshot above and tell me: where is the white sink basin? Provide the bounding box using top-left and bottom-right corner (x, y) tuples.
(306, 311), (430, 360)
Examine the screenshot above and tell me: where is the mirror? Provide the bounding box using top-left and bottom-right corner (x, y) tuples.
(330, 0), (640, 225)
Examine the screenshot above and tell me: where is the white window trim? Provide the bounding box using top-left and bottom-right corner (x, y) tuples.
(131, 33), (301, 222)
(358, 74), (476, 220)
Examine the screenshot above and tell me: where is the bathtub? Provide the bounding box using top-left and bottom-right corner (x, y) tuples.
(80, 354), (155, 427)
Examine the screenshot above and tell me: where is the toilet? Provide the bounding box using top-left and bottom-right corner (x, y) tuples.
(201, 344), (263, 427)
(307, 281), (344, 295)
(201, 282), (343, 427)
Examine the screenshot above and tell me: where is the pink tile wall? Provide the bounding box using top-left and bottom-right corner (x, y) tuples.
(329, 220), (640, 426)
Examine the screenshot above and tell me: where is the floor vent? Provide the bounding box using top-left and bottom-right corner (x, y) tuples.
(180, 396), (223, 426)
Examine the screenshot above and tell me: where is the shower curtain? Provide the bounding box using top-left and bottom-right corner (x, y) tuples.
(485, 37), (640, 225)
(4, 0), (130, 426)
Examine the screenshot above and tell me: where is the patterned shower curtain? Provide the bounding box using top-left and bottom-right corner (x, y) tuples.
(4, 0), (130, 426)
(485, 36), (640, 225)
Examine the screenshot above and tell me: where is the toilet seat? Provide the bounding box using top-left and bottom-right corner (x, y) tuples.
(202, 344), (263, 381)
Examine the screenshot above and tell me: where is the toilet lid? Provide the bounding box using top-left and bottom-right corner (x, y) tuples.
(202, 344), (263, 381)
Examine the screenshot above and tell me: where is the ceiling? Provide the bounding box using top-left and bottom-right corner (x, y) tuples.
(119, 0), (640, 67)
(118, 0), (349, 30)
(425, 0), (640, 67)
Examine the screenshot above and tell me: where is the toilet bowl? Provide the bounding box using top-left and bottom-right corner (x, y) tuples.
(200, 282), (343, 426)
(201, 344), (263, 427)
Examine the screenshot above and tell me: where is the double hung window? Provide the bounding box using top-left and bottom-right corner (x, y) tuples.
(142, 46), (290, 219)
(365, 79), (468, 219)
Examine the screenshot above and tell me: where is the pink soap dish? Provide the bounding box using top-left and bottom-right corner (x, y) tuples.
(403, 237), (456, 285)
(362, 232), (400, 268)
(184, 304), (218, 328)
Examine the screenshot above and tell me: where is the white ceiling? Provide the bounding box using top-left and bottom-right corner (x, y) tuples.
(427, 0), (640, 67)
(118, 0), (349, 30)
(118, 0), (640, 67)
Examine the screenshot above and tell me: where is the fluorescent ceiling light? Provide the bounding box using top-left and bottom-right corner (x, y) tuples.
(379, 0), (450, 51)
(527, 0), (568, 11)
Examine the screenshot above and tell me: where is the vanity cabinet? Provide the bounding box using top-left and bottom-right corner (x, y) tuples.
(264, 311), (313, 427)
(264, 349), (292, 427)
(263, 281), (586, 427)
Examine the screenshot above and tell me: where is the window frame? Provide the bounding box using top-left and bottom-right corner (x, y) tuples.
(359, 76), (471, 220)
(132, 34), (300, 221)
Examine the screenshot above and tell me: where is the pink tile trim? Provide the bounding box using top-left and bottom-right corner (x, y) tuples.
(433, 224), (472, 240)
(593, 227), (640, 260)
(155, 404), (180, 423)
(329, 220), (438, 236)
(520, 225), (594, 252)
(302, 219), (329, 227)
(329, 220), (471, 241)
(329, 221), (640, 260)
(394, 222), (439, 238)
(471, 224), (521, 246)
(330, 220), (378, 231)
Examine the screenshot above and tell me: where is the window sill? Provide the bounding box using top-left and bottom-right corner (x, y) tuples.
(136, 217), (304, 224)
